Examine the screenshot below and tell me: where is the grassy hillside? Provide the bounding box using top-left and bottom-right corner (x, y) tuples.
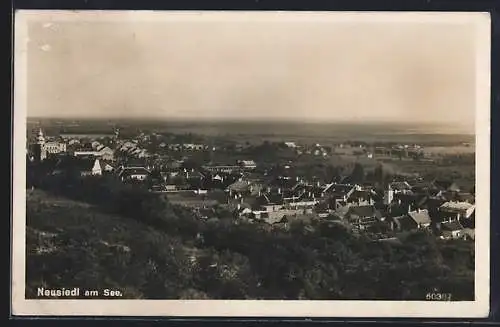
(26, 189), (201, 299)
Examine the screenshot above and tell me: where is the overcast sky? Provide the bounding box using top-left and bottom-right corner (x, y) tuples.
(25, 12), (478, 127)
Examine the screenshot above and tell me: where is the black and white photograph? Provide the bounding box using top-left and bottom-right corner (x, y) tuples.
(12, 10), (490, 317)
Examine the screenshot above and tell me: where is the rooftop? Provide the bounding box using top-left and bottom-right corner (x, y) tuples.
(323, 183), (355, 195)
(441, 220), (464, 231)
(408, 209), (431, 225)
(440, 201), (475, 212)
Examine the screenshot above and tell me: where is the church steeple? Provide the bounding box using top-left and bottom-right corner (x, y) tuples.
(34, 128), (47, 162)
(37, 128), (45, 145)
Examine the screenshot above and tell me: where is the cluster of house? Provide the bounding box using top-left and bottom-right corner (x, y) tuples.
(29, 129), (116, 162)
(146, 160), (258, 193)
(29, 130), (258, 193)
(225, 177), (475, 241)
(117, 140), (150, 159)
(28, 128), (474, 241)
(71, 140), (115, 161)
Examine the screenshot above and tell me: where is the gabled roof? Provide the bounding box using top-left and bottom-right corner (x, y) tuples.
(440, 201), (475, 212)
(323, 183), (355, 196)
(456, 192), (475, 204)
(289, 184), (323, 199)
(441, 220), (464, 231)
(408, 209), (431, 225)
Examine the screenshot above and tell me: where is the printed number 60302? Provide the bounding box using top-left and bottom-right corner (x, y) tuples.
(425, 293), (452, 301)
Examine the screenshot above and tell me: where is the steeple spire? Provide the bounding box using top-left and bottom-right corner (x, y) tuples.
(37, 128), (45, 144)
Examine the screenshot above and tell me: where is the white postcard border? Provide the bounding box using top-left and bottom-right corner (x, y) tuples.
(12, 10), (491, 318)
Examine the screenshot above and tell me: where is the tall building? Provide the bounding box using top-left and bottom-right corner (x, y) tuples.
(32, 128), (67, 162)
(33, 128), (47, 162)
(383, 184), (394, 205)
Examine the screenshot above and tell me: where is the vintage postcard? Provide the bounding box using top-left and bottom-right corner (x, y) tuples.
(12, 10), (490, 317)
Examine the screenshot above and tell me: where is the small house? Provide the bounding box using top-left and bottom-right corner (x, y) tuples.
(76, 158), (103, 176)
(391, 209), (431, 232)
(345, 205), (383, 231)
(440, 220), (465, 240)
(119, 167), (151, 182)
(238, 160), (257, 170)
(439, 201), (475, 221)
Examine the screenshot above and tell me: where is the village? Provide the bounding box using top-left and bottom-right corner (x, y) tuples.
(27, 127), (476, 242)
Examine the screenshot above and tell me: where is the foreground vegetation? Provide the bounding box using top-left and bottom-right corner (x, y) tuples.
(26, 172), (475, 300)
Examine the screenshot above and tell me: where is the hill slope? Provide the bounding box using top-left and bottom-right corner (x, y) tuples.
(26, 189), (201, 299)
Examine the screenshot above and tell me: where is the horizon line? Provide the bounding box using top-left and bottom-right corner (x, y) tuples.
(26, 115), (474, 126)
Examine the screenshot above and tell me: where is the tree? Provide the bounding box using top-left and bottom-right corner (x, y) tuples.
(350, 163), (365, 184)
(373, 164), (384, 186)
(325, 165), (341, 183)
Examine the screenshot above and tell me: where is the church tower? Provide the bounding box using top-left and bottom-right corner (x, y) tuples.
(33, 128), (47, 162)
(383, 183), (394, 205)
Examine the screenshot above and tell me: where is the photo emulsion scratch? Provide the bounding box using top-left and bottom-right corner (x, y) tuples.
(12, 10), (490, 317)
